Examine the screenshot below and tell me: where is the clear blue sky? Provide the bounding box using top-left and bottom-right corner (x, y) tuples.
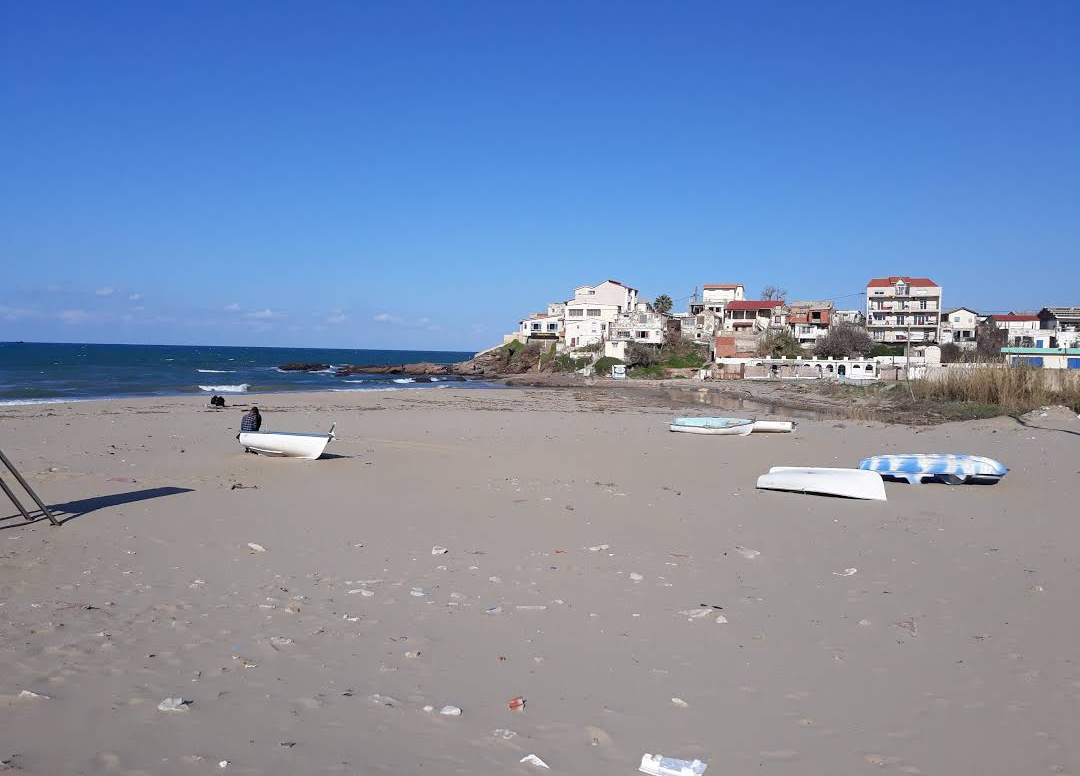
(2, 1), (1077, 350)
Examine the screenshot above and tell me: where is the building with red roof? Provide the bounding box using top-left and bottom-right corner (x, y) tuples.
(865, 276), (943, 346)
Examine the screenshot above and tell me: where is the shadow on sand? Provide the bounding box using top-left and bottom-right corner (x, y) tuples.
(1, 486), (194, 529)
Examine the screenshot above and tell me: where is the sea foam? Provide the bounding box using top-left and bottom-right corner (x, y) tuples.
(198, 384), (250, 393)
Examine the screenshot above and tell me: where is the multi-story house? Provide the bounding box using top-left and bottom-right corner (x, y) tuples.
(787, 300), (833, 348)
(940, 307), (979, 347)
(518, 303), (564, 344)
(989, 313), (1041, 347)
(610, 302), (669, 346)
(1037, 307), (1080, 348)
(690, 283), (745, 316)
(865, 276), (943, 344)
(723, 300), (787, 332)
(563, 279), (639, 350)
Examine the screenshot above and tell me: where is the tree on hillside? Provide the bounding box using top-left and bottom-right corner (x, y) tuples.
(757, 329), (803, 358)
(761, 285), (787, 301)
(652, 294), (673, 314)
(813, 322), (875, 358)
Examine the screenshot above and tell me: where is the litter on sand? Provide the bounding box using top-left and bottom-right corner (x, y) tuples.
(520, 754), (550, 769)
(246, 542), (267, 553)
(508, 695), (526, 711)
(157, 697), (190, 712)
(639, 753), (707, 776)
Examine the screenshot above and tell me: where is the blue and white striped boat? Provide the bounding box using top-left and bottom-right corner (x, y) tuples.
(858, 454), (1008, 485)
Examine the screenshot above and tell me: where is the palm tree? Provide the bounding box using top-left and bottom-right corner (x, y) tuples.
(653, 294), (673, 314)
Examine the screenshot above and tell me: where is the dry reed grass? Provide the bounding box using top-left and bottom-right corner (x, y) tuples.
(910, 365), (1080, 414)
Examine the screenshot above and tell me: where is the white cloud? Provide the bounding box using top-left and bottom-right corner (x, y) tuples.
(0, 305), (38, 322)
(417, 316), (431, 326)
(325, 310), (348, 324)
(245, 309), (280, 320)
(95, 287), (115, 296)
(470, 324), (485, 334)
(128, 293), (143, 302)
(59, 309), (90, 324)
(224, 303), (241, 312)
(373, 312), (401, 323)
(132, 305), (145, 312)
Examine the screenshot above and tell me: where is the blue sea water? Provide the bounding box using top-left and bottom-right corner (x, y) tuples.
(0, 342), (482, 404)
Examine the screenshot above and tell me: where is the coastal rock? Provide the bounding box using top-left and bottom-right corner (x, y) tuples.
(278, 363), (331, 372)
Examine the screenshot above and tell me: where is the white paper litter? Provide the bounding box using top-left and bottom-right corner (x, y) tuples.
(639, 753), (707, 776)
(520, 754), (551, 769)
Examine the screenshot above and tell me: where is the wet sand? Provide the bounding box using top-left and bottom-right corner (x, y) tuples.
(2, 388), (1079, 775)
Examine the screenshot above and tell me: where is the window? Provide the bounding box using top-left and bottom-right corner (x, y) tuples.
(953, 315), (960, 322)
(638, 314), (647, 324)
(617, 330), (631, 338)
(920, 300), (928, 310)
(587, 309), (601, 317)
(696, 316), (704, 325)
(635, 331), (649, 339)
(547, 323), (558, 332)
(569, 309), (584, 317)
(531, 323), (541, 331)
(897, 284), (909, 295)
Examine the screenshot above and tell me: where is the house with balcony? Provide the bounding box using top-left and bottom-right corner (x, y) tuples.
(989, 313), (1042, 347)
(518, 312), (563, 343)
(787, 300), (833, 348)
(1038, 307), (1080, 348)
(865, 276), (942, 345)
(940, 307), (979, 347)
(690, 283), (745, 316)
(723, 300), (787, 332)
(562, 279), (639, 350)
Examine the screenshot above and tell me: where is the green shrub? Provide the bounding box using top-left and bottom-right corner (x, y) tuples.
(553, 355), (591, 372)
(629, 364), (664, 379)
(869, 344), (905, 357)
(594, 356), (624, 374)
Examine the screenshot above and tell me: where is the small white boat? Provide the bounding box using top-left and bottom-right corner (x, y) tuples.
(751, 420), (798, 433)
(239, 423), (336, 460)
(670, 417), (754, 436)
(756, 466), (887, 501)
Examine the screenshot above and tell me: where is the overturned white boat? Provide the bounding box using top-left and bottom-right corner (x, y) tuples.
(750, 419), (798, 433)
(756, 466), (887, 501)
(670, 417), (754, 436)
(239, 423), (336, 460)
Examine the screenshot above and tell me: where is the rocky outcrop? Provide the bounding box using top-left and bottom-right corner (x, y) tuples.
(278, 363), (331, 372)
(279, 343), (538, 381)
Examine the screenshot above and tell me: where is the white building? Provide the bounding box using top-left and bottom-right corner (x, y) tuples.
(940, 307), (979, 346)
(1037, 307), (1080, 349)
(834, 309), (866, 326)
(723, 300), (787, 332)
(990, 313), (1041, 347)
(611, 303), (668, 345)
(693, 283), (744, 310)
(563, 279), (639, 350)
(866, 276), (943, 344)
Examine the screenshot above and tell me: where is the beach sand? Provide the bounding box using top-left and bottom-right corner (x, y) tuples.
(2, 388), (1079, 775)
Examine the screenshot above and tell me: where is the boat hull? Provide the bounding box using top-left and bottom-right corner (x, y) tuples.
(239, 428), (334, 460)
(751, 420), (798, 433)
(670, 417), (754, 436)
(858, 454), (1008, 485)
(757, 467), (887, 500)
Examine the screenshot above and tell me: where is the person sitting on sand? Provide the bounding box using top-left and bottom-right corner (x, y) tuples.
(240, 406), (262, 433)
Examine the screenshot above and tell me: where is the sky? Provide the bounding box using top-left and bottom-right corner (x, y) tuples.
(2, 0), (1078, 350)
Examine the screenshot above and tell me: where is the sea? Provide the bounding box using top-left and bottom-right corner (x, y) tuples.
(0, 342), (483, 405)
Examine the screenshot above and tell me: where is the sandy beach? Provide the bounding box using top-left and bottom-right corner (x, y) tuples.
(2, 387), (1079, 775)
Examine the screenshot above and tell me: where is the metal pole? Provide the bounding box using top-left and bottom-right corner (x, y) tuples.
(0, 449), (60, 527)
(0, 473), (36, 523)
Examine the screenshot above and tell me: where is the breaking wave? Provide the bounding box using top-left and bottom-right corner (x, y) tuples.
(197, 369), (235, 373)
(198, 384), (249, 393)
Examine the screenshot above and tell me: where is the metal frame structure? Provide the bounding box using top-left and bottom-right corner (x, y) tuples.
(0, 448), (60, 527)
